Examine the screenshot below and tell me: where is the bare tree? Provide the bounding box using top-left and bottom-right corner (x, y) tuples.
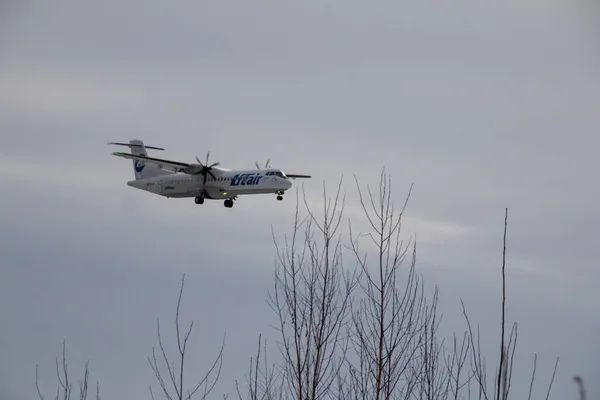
(344, 170), (428, 400)
(148, 273), (226, 400)
(461, 209), (559, 400)
(341, 170), (479, 400)
(35, 339), (100, 400)
(267, 180), (360, 400)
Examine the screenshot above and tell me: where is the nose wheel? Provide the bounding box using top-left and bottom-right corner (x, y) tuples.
(224, 198), (234, 208)
(276, 191), (284, 201)
(194, 196), (204, 204)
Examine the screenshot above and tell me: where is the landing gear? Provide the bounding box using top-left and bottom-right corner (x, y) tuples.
(194, 196), (205, 204)
(276, 191), (284, 201)
(224, 198), (234, 208)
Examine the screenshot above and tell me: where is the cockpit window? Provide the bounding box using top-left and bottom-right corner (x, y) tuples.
(266, 170), (286, 178)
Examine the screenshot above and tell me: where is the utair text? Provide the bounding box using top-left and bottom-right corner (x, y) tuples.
(231, 173), (263, 186)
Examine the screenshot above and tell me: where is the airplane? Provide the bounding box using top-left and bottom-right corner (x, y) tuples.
(108, 139), (311, 208)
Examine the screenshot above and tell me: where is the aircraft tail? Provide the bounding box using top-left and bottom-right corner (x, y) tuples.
(110, 139), (172, 180)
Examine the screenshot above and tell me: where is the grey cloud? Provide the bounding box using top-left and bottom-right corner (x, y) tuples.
(1, 0), (598, 398)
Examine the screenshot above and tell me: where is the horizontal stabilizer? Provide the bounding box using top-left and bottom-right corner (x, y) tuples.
(108, 142), (165, 151)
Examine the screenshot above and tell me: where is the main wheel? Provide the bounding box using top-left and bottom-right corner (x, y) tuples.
(224, 199), (234, 208)
(277, 195), (283, 201)
(195, 196), (204, 204)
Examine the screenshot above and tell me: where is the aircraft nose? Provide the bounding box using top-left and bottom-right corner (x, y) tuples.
(285, 179), (292, 189)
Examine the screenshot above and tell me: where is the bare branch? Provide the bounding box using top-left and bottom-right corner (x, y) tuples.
(527, 354), (537, 400)
(573, 376), (586, 400)
(149, 273), (226, 400)
(543, 358), (559, 400)
(236, 333), (285, 400)
(35, 340), (98, 400)
(36, 365), (45, 400)
(496, 208), (508, 400)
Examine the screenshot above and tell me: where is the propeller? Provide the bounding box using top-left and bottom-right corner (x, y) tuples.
(196, 151), (220, 184)
(181, 151), (220, 184)
(255, 159), (271, 169)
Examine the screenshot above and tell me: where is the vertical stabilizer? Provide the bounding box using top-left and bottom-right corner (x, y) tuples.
(129, 139), (172, 180)
(109, 139), (172, 180)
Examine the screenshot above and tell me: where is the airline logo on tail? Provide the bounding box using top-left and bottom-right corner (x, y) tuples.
(134, 159), (145, 172)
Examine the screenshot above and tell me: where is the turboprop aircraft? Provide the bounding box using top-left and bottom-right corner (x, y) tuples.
(108, 139), (311, 208)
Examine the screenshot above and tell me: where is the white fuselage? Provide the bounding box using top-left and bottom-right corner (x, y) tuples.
(127, 167), (292, 199)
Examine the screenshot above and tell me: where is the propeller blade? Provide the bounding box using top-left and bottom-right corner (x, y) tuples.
(209, 162), (220, 168)
(255, 162), (260, 169)
(195, 156), (204, 167)
(265, 159), (270, 168)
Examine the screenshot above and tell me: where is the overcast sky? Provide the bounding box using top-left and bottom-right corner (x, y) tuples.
(1, 0), (598, 399)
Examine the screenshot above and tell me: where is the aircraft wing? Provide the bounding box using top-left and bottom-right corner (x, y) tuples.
(286, 174), (312, 179)
(112, 151), (190, 172)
